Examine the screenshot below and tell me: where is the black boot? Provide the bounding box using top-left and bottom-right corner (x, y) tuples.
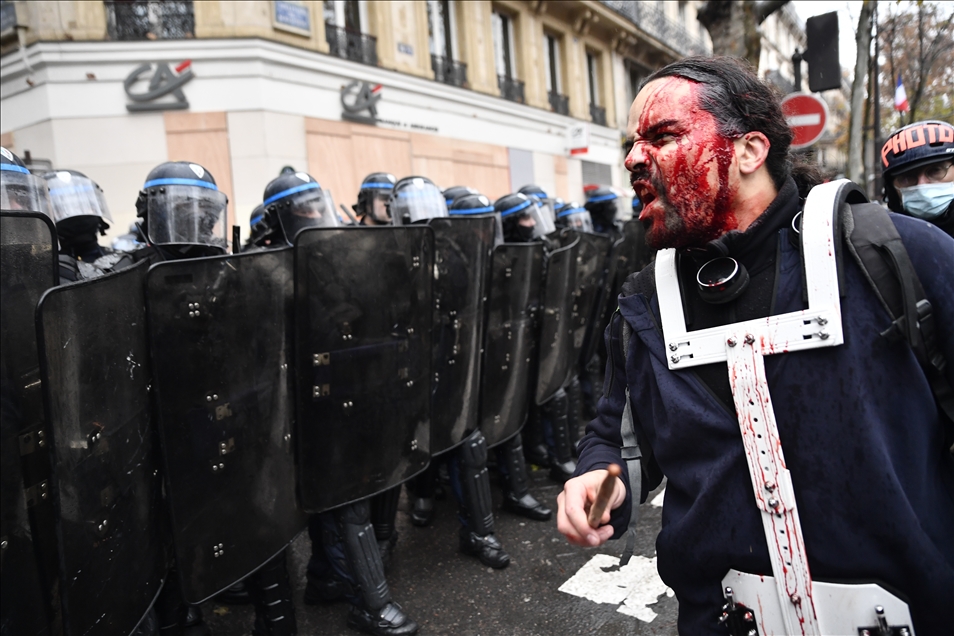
(459, 528), (510, 569)
(543, 389), (577, 483)
(499, 435), (551, 521)
(370, 487), (401, 572)
(522, 406), (550, 467)
(214, 580), (251, 605)
(157, 569), (210, 635)
(410, 496), (434, 527)
(249, 551), (297, 636)
(346, 602), (419, 636)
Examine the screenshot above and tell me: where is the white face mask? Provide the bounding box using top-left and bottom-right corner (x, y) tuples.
(899, 182), (954, 220)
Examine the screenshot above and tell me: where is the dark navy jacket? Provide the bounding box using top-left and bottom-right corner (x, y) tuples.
(576, 187), (954, 635)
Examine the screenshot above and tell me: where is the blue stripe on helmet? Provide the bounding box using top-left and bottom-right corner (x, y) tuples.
(360, 182), (395, 189)
(250, 213), (264, 226)
(263, 181), (321, 206)
(525, 190), (547, 200)
(499, 199), (532, 217)
(1, 163), (30, 174)
(557, 207), (587, 218)
(50, 184), (96, 196)
(587, 193), (617, 203)
(144, 177), (219, 191)
(449, 205), (495, 215)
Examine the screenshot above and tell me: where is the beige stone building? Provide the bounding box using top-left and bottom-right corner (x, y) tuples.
(0, 0), (710, 238)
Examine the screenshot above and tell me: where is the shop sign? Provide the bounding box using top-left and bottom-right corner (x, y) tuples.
(339, 79), (439, 133)
(124, 60), (194, 112)
(567, 122), (589, 155)
(341, 80), (382, 125)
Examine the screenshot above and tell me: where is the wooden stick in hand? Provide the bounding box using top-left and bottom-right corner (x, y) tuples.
(587, 464), (622, 528)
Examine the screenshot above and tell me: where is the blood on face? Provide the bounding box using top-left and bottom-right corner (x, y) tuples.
(625, 77), (740, 249)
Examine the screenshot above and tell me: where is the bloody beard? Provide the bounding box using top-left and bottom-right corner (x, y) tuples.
(629, 79), (739, 250)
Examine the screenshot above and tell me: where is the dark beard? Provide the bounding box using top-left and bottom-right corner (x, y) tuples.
(631, 169), (725, 250)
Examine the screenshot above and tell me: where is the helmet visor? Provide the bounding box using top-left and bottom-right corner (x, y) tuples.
(558, 208), (595, 233)
(270, 184), (340, 242)
(391, 179), (448, 224)
(46, 172), (112, 224)
(532, 199), (557, 236)
(146, 184), (228, 248)
(1, 167), (52, 216)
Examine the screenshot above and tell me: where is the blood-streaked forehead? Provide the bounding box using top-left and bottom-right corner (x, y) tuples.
(627, 78), (702, 140)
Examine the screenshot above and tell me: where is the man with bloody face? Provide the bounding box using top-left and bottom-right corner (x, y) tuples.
(557, 57), (954, 635)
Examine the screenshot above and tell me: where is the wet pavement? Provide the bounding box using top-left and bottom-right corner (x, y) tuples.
(202, 467), (678, 636)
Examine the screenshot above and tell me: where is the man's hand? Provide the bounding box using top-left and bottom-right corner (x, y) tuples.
(557, 469), (626, 547)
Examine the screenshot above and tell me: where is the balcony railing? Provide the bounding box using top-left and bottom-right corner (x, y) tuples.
(599, 0), (710, 57)
(325, 23), (377, 66)
(431, 55), (468, 88)
(497, 75), (525, 104)
(548, 91), (569, 116)
(590, 103), (607, 126)
(105, 1), (195, 41)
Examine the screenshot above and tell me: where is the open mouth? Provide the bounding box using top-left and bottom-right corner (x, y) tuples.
(631, 181), (657, 207)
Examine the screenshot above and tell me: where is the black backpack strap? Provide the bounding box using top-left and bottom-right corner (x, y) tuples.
(845, 203), (954, 436)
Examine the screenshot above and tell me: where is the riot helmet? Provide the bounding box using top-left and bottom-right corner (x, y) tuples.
(43, 170), (112, 243)
(632, 195), (644, 216)
(880, 121), (954, 220)
(136, 161), (229, 251)
(450, 192), (503, 246)
(389, 176), (448, 225)
(517, 184), (557, 235)
(261, 171), (339, 244)
(584, 186), (619, 230)
(555, 201), (594, 233)
(495, 192), (552, 243)
(443, 185), (479, 207)
(354, 172), (396, 225)
(1, 146), (52, 215)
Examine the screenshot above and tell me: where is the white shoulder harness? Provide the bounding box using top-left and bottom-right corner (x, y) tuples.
(653, 180), (914, 636)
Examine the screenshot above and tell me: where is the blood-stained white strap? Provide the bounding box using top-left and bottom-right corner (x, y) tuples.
(726, 331), (820, 635)
(655, 180), (851, 370)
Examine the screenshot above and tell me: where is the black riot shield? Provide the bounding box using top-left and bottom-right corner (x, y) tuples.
(582, 220), (654, 366)
(479, 243), (544, 448)
(534, 237), (580, 405)
(295, 226), (432, 513)
(429, 216), (494, 456)
(1, 212), (59, 635)
(560, 231), (613, 368)
(36, 262), (165, 635)
(146, 249), (304, 604)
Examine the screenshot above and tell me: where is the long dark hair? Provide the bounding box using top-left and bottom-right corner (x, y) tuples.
(644, 56), (821, 198)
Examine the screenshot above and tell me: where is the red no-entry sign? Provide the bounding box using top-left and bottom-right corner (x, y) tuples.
(781, 93), (829, 149)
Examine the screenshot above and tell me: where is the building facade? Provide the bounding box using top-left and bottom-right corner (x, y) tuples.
(0, 0), (711, 240)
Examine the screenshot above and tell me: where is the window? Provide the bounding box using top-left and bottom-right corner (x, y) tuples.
(427, 0), (456, 60)
(492, 10), (516, 79)
(544, 33), (562, 93)
(105, 1), (195, 41)
(586, 51), (600, 106)
(323, 0), (364, 31)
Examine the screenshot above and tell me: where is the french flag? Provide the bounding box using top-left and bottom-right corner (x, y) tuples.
(894, 75), (910, 113)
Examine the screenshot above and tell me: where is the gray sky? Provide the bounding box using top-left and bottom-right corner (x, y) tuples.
(792, 1), (863, 72)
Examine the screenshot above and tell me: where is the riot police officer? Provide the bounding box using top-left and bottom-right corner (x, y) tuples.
(495, 193), (578, 484)
(584, 186), (622, 239)
(1, 146), (51, 214)
(395, 178), (512, 568)
(43, 169), (130, 281)
(352, 172), (396, 225)
(881, 120), (954, 237)
(554, 200), (595, 233)
(449, 193), (552, 522)
(283, 170), (418, 636)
